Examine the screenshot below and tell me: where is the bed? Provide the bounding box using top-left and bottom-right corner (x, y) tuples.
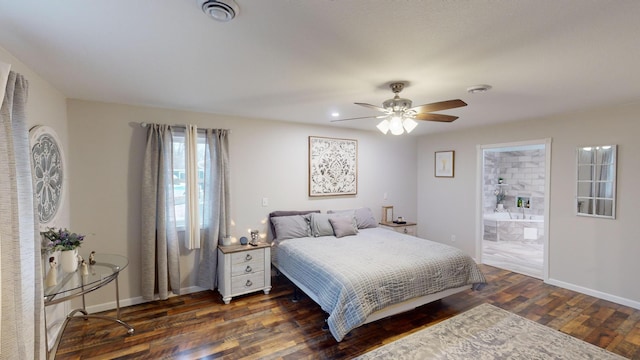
(269, 209), (486, 342)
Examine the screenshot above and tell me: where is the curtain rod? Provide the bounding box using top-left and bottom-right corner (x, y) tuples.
(139, 122), (231, 133)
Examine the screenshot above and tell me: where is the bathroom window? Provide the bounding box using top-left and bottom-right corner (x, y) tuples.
(576, 145), (616, 218)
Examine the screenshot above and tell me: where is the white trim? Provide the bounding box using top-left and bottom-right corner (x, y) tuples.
(542, 138), (552, 280)
(475, 145), (483, 263)
(85, 285), (208, 314)
(86, 278), (640, 327)
(476, 138), (552, 281)
(546, 278), (640, 311)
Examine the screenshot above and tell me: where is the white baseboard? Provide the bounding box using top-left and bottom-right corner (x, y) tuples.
(86, 279), (640, 316)
(546, 278), (640, 311)
(85, 285), (209, 314)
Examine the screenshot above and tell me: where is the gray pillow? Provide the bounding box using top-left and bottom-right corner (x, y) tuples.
(328, 208), (377, 229)
(269, 210), (320, 240)
(270, 214), (312, 240)
(329, 216), (358, 238)
(310, 213), (335, 237)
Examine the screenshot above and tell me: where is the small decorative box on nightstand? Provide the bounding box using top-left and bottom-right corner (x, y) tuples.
(217, 243), (272, 304)
(379, 221), (417, 236)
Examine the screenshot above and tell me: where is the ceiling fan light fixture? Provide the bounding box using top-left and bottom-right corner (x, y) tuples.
(402, 118), (418, 133)
(376, 119), (390, 134)
(333, 81), (467, 132)
(389, 116), (404, 135)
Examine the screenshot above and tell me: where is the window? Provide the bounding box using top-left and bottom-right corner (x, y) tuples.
(576, 145), (617, 218)
(172, 130), (206, 229)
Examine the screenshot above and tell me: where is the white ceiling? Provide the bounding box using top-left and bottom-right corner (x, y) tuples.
(1, 1), (639, 135)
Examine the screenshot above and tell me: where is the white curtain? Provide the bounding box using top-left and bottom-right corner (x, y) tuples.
(0, 70), (46, 359)
(141, 124), (181, 300)
(197, 129), (230, 290)
(184, 124), (200, 250)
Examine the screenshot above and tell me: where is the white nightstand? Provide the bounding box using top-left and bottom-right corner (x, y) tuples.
(217, 243), (272, 304)
(379, 221), (417, 236)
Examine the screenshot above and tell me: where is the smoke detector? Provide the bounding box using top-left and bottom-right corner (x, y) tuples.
(197, 0), (239, 22)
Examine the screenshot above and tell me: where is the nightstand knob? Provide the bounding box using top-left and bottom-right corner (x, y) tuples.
(245, 265), (252, 273)
(245, 280), (253, 287)
(245, 254), (253, 261)
(403, 228), (408, 234)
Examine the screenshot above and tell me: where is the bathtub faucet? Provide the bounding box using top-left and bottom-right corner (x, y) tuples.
(506, 209), (513, 220)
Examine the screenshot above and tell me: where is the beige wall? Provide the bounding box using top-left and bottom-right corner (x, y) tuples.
(0, 46), (69, 226)
(66, 99), (418, 308)
(417, 101), (640, 308)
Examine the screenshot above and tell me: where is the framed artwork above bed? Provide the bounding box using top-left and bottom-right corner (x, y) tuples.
(308, 136), (357, 196)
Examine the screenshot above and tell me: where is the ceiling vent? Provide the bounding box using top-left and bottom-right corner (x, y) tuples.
(197, 0), (239, 22)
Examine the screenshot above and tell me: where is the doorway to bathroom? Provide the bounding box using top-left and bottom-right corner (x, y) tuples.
(477, 139), (551, 280)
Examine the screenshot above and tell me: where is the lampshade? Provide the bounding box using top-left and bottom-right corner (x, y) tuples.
(389, 116), (404, 135)
(376, 119), (390, 134)
(402, 118), (418, 133)
(377, 115), (420, 135)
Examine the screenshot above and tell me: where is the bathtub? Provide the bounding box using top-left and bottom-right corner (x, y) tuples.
(483, 211), (544, 242)
(484, 212), (543, 222)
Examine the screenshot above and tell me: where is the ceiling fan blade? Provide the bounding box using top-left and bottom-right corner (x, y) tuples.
(409, 99), (467, 113)
(413, 113), (459, 122)
(354, 102), (388, 113)
(330, 114), (387, 122)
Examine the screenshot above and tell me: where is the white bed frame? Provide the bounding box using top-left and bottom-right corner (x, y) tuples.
(273, 263), (472, 325)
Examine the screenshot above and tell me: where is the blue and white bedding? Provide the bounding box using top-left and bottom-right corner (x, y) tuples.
(272, 227), (486, 341)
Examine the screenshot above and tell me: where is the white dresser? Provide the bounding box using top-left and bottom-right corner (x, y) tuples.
(217, 243), (271, 304)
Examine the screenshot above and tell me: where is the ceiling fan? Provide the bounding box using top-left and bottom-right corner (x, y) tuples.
(331, 82), (467, 135)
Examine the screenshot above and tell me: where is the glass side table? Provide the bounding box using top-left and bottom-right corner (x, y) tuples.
(44, 253), (134, 359)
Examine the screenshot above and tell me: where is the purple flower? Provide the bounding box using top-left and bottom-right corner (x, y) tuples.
(41, 227), (86, 252)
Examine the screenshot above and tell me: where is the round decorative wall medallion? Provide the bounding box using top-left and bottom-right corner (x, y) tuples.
(29, 125), (65, 228)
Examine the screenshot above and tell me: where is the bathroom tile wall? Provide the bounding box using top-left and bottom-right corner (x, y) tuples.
(483, 218), (544, 243)
(483, 149), (546, 216)
(483, 152), (500, 214)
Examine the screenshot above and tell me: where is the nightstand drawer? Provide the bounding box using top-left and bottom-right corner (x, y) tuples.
(231, 249), (263, 265)
(231, 272), (265, 294)
(231, 258), (264, 277)
(394, 226), (416, 236)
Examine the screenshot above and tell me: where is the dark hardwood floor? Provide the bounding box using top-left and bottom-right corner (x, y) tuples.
(55, 265), (640, 359)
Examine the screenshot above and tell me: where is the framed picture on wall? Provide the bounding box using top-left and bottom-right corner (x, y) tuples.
(308, 136), (358, 196)
(435, 150), (455, 178)
(381, 206), (394, 223)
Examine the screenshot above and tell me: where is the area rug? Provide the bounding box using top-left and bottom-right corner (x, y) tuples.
(355, 303), (626, 359)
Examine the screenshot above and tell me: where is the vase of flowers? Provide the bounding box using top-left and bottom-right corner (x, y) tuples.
(42, 228), (85, 273)
(494, 189), (505, 209)
(59, 248), (79, 273)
